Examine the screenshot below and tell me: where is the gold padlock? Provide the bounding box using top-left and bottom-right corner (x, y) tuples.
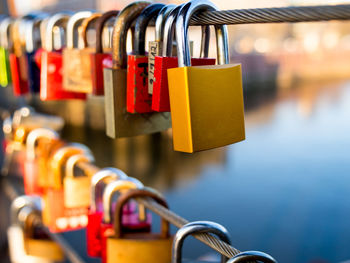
(63, 153), (95, 208)
(62, 11), (93, 92)
(103, 1), (171, 138)
(19, 204), (64, 261)
(168, 0), (245, 153)
(106, 188), (172, 263)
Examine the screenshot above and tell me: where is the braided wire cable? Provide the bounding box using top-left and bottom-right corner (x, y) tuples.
(189, 4), (350, 25)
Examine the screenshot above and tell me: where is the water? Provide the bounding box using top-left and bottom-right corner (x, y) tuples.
(2, 81), (350, 263)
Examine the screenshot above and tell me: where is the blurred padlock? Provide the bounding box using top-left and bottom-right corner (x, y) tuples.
(63, 153), (95, 208)
(90, 10), (119, 95)
(87, 167), (128, 257)
(105, 188), (172, 263)
(43, 143), (92, 232)
(168, 0), (245, 152)
(100, 178), (147, 263)
(152, 5), (215, 112)
(24, 128), (59, 195)
(148, 4), (175, 94)
(40, 13), (86, 100)
(103, 1), (171, 138)
(172, 221), (231, 263)
(62, 11), (94, 92)
(227, 251), (277, 263)
(0, 17), (13, 87)
(126, 3), (164, 114)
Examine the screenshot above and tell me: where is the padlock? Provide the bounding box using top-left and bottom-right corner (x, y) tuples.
(43, 143), (92, 232)
(101, 178), (149, 263)
(227, 251), (277, 263)
(25, 15), (47, 93)
(152, 5), (215, 112)
(0, 17), (13, 87)
(63, 153), (95, 208)
(172, 221), (231, 263)
(148, 4), (175, 94)
(106, 188), (172, 263)
(90, 10), (119, 95)
(126, 3), (164, 114)
(40, 13), (86, 100)
(168, 0), (245, 152)
(24, 128), (59, 195)
(19, 205), (65, 261)
(87, 167), (128, 257)
(62, 11), (95, 92)
(103, 1), (171, 138)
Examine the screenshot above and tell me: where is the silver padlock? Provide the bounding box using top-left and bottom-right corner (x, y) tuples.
(227, 251), (277, 263)
(172, 221), (231, 263)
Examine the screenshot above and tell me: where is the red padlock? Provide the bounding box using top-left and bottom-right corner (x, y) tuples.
(152, 6), (216, 112)
(100, 178), (151, 263)
(126, 4), (164, 114)
(24, 128), (59, 195)
(87, 168), (127, 257)
(90, 10), (119, 96)
(39, 13), (86, 101)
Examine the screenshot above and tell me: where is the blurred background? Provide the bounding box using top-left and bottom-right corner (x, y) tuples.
(1, 0), (350, 263)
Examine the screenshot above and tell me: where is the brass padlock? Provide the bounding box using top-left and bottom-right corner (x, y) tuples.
(172, 221), (231, 263)
(168, 0), (245, 152)
(19, 205), (64, 261)
(106, 188), (173, 263)
(227, 251), (277, 263)
(103, 1), (171, 138)
(62, 11), (93, 92)
(63, 153), (95, 208)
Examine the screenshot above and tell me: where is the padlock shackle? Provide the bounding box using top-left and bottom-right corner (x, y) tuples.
(45, 13), (71, 52)
(172, 221), (231, 263)
(25, 13), (48, 52)
(26, 128), (59, 161)
(95, 10), (119, 54)
(10, 195), (41, 225)
(175, 0), (229, 67)
(227, 251), (277, 263)
(50, 143), (92, 187)
(133, 3), (165, 56)
(0, 17), (14, 50)
(114, 189), (170, 239)
(78, 13), (102, 50)
(111, 1), (150, 69)
(66, 11), (93, 49)
(65, 153), (95, 178)
(17, 206), (42, 238)
(90, 167), (128, 212)
(102, 178), (143, 223)
(155, 4), (176, 42)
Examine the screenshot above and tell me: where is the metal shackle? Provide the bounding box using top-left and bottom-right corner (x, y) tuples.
(66, 11), (93, 49)
(45, 13), (71, 52)
(17, 205), (41, 236)
(0, 17), (14, 49)
(175, 0), (229, 67)
(90, 167), (128, 212)
(26, 128), (59, 161)
(65, 153), (95, 178)
(155, 4), (176, 43)
(111, 1), (151, 69)
(133, 3), (165, 56)
(102, 178), (143, 223)
(227, 251), (277, 263)
(10, 195), (41, 225)
(162, 4), (210, 58)
(78, 13), (102, 49)
(172, 221), (231, 263)
(25, 13), (48, 52)
(95, 10), (119, 54)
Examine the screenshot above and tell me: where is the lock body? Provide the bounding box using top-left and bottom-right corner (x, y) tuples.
(90, 53), (111, 95)
(9, 53), (29, 96)
(26, 51), (41, 93)
(40, 50), (86, 100)
(24, 159), (43, 195)
(168, 64), (245, 152)
(63, 175), (91, 208)
(0, 47), (11, 86)
(152, 56), (216, 112)
(127, 54), (153, 113)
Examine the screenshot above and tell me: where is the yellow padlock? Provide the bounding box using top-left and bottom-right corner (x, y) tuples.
(64, 153), (95, 208)
(106, 188), (173, 263)
(167, 0), (245, 153)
